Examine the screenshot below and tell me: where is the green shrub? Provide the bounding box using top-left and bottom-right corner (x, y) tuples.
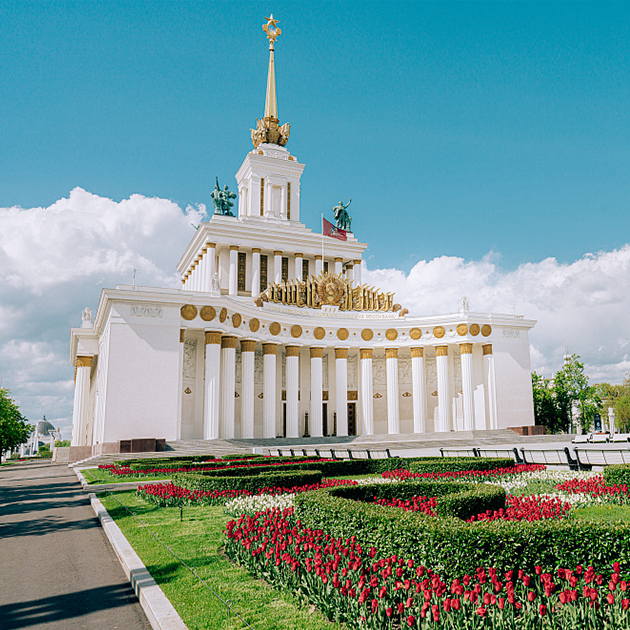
(172, 468), (323, 494)
(408, 457), (515, 474)
(604, 464), (630, 487)
(293, 483), (630, 576)
(332, 480), (505, 520)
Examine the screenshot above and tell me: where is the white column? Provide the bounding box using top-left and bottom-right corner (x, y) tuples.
(263, 343), (277, 438)
(281, 185), (287, 219)
(360, 348), (374, 435)
(205, 243), (216, 292)
(411, 347), (427, 433)
(71, 356), (92, 446)
(220, 336), (237, 438)
(310, 347), (323, 437)
(229, 246), (238, 296)
(353, 259), (362, 285)
(199, 248), (207, 292)
(335, 348), (348, 436)
(346, 263), (354, 283)
(286, 346), (300, 438)
(240, 340), (256, 438)
(385, 348), (400, 434)
(334, 257), (342, 275)
(483, 344), (497, 430)
(274, 251), (282, 283)
(315, 255), (323, 276)
(295, 254), (303, 282)
(251, 248), (261, 297)
(460, 343), (475, 431)
(436, 345), (451, 432)
(204, 332), (221, 439)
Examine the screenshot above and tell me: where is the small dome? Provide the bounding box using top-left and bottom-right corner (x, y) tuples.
(36, 418), (56, 437)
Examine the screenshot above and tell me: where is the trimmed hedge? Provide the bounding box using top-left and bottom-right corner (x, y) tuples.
(171, 468), (323, 493)
(408, 457), (515, 474)
(222, 453), (262, 460)
(604, 464), (630, 487)
(293, 482), (630, 576)
(333, 480), (505, 520)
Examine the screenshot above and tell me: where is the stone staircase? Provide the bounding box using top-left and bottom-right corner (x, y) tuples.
(71, 430), (573, 468)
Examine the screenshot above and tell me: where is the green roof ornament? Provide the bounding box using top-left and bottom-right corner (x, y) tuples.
(211, 177), (237, 217)
(333, 199), (352, 232)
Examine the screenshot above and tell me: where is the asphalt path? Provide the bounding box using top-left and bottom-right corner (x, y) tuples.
(0, 461), (152, 630)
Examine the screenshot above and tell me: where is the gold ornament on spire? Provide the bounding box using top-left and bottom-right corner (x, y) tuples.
(251, 15), (291, 149)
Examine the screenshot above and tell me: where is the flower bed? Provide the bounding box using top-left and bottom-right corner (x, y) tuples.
(373, 494), (572, 523)
(225, 506), (630, 629)
(137, 477), (357, 507)
(556, 475), (630, 505)
(383, 463), (545, 483)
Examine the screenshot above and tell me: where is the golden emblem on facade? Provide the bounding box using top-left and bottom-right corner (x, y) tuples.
(481, 324), (492, 337)
(260, 271), (399, 313)
(200, 305), (216, 321)
(269, 322), (281, 336)
(219, 307), (228, 323)
(470, 323), (480, 336)
(232, 313), (242, 328)
(433, 326), (445, 339)
(456, 323), (468, 336)
(409, 327), (422, 340)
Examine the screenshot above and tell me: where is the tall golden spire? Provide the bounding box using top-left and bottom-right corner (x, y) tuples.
(263, 14), (279, 120)
(251, 15), (290, 149)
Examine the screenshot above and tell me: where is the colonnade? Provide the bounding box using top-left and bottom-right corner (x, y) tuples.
(198, 335), (498, 440)
(182, 244), (363, 297)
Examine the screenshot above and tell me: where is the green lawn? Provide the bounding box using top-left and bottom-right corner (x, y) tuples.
(572, 504), (630, 523)
(81, 467), (172, 484)
(100, 490), (341, 630)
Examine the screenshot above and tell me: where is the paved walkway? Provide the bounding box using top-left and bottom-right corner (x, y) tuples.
(0, 461), (152, 630)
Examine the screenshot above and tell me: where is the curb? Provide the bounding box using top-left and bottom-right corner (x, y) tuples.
(89, 492), (188, 630)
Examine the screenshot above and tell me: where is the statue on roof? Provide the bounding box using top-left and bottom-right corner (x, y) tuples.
(211, 178), (236, 216)
(333, 199), (352, 232)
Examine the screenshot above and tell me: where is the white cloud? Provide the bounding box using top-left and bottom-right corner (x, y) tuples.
(365, 245), (630, 382)
(1, 188), (628, 439)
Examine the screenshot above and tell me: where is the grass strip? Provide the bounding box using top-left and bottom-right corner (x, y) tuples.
(99, 490), (341, 630)
(81, 468), (172, 484)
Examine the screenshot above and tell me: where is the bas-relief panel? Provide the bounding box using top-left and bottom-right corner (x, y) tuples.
(235, 349), (242, 385)
(323, 354), (329, 389)
(373, 357), (386, 386)
(254, 349), (263, 386)
(348, 354), (358, 389)
(453, 355), (462, 394)
(281, 348), (286, 388)
(183, 340), (197, 380)
(425, 356), (437, 390)
(399, 357), (411, 386)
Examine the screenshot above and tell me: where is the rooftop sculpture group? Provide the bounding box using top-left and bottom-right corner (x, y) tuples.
(211, 177), (237, 216)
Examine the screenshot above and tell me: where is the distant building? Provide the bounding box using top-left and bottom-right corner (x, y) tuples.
(20, 416), (59, 456)
(69, 17), (535, 460)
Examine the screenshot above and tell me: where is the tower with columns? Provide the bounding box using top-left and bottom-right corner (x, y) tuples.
(68, 16), (536, 459)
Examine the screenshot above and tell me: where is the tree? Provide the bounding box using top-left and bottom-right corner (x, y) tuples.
(0, 388), (31, 464)
(597, 374), (630, 433)
(531, 372), (558, 433)
(553, 355), (600, 434)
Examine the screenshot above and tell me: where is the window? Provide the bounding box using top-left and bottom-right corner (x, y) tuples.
(302, 259), (309, 282)
(237, 252), (246, 292)
(282, 257), (289, 282)
(324, 261), (329, 274)
(260, 255), (268, 292)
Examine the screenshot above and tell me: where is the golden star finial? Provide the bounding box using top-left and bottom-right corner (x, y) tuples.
(263, 14), (281, 45)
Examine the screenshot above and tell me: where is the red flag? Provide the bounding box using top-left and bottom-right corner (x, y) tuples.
(323, 217), (347, 241)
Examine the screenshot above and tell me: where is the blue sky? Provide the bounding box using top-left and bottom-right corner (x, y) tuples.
(1, 1), (630, 432)
(2, 1), (629, 272)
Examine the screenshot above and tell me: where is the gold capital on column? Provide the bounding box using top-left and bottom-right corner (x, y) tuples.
(310, 347), (323, 358)
(334, 257), (342, 263)
(76, 356), (93, 368)
(241, 340), (256, 353)
(360, 348), (373, 360)
(221, 335), (238, 349)
(334, 348), (348, 359)
(482, 344), (493, 356)
(205, 331), (222, 345)
(460, 343), (473, 354)
(435, 345), (448, 357)
(273, 250), (283, 256)
(263, 342), (277, 355)
(385, 348), (398, 359)
(286, 345), (300, 357)
(252, 247), (261, 254)
(179, 329), (186, 343)
(410, 347), (423, 358)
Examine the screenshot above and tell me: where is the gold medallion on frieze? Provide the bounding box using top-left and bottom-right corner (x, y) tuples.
(470, 323), (480, 336)
(269, 322), (281, 336)
(361, 328), (374, 341)
(314, 327), (326, 340)
(337, 328), (349, 341)
(200, 306), (216, 321)
(249, 318), (260, 332)
(433, 326), (445, 339)
(219, 307), (228, 323)
(409, 327), (422, 340)
(385, 328), (398, 341)
(481, 324), (492, 337)
(456, 323), (468, 336)
(291, 325), (302, 338)
(180, 305), (198, 321)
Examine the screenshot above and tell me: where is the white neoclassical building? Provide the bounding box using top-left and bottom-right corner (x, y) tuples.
(69, 17), (536, 459)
